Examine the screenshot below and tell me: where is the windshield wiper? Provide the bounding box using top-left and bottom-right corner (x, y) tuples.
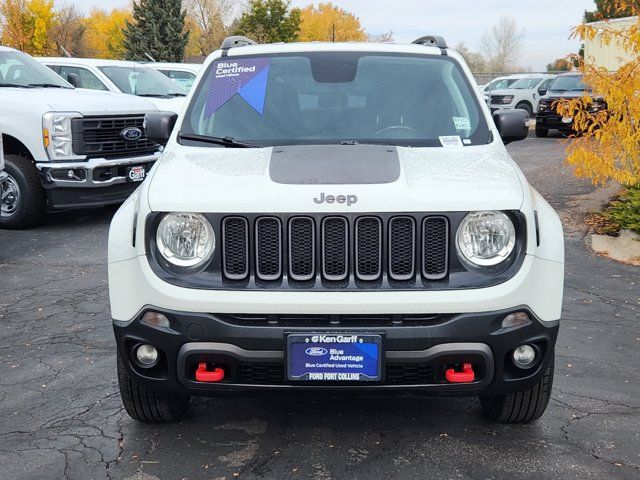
(0, 83), (32, 88)
(26, 83), (70, 88)
(166, 92), (186, 97)
(178, 133), (259, 148)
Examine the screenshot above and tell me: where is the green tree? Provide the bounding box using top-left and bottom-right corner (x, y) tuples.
(583, 0), (640, 22)
(123, 0), (189, 62)
(234, 0), (300, 43)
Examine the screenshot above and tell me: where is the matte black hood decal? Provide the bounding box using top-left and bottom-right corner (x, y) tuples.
(269, 145), (401, 185)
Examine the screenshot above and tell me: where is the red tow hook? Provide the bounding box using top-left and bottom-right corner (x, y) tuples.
(445, 363), (475, 383)
(195, 363), (225, 383)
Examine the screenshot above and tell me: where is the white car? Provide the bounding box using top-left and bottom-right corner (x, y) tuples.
(38, 57), (187, 114)
(489, 75), (556, 117)
(478, 73), (528, 94)
(109, 36), (564, 425)
(147, 62), (202, 92)
(0, 47), (161, 229)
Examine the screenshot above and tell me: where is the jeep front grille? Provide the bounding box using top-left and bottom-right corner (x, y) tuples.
(220, 213), (449, 287)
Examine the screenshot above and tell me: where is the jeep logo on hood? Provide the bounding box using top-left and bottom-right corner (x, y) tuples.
(313, 193), (358, 206)
(120, 126), (143, 142)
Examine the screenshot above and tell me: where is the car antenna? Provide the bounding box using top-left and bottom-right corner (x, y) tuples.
(60, 45), (72, 58)
(144, 53), (156, 63)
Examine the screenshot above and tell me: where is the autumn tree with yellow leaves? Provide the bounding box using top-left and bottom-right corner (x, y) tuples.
(0, 0), (56, 55)
(557, 0), (640, 186)
(299, 2), (366, 42)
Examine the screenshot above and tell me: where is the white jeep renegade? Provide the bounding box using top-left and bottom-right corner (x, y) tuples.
(109, 36), (564, 424)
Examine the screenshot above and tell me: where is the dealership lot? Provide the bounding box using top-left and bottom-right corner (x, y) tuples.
(0, 135), (638, 480)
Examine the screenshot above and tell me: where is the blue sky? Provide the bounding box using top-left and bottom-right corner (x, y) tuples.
(71, 0), (596, 70)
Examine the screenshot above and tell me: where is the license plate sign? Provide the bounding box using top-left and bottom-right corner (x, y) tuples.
(287, 334), (382, 382)
(126, 165), (146, 182)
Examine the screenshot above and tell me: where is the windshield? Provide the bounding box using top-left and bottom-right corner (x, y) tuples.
(98, 65), (186, 97)
(181, 52), (489, 147)
(549, 75), (586, 92)
(158, 69), (197, 91)
(0, 50), (72, 88)
(508, 78), (543, 89)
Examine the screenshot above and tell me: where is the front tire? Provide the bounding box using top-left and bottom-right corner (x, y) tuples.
(515, 102), (533, 118)
(0, 155), (46, 229)
(480, 356), (554, 423)
(117, 352), (190, 423)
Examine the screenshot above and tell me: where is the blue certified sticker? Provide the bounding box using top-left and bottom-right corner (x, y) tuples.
(287, 334), (382, 382)
(204, 58), (270, 117)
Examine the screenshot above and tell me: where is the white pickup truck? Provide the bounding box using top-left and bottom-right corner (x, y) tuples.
(39, 57), (186, 114)
(0, 46), (162, 229)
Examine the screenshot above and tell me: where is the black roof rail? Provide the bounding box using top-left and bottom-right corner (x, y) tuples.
(412, 36), (448, 55)
(220, 36), (257, 56)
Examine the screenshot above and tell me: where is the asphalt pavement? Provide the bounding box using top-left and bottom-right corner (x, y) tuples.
(0, 134), (638, 480)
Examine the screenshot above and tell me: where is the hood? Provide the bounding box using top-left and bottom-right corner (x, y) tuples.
(543, 90), (586, 100)
(18, 87), (160, 114)
(147, 143), (525, 213)
(141, 96), (185, 114)
(491, 88), (533, 96)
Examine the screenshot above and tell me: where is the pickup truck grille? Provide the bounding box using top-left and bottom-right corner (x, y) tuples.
(72, 115), (159, 159)
(221, 214), (449, 286)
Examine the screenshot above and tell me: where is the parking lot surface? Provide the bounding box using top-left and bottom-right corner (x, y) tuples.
(1, 135), (639, 480)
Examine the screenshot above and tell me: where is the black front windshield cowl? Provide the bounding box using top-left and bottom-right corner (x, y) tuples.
(180, 51), (490, 148)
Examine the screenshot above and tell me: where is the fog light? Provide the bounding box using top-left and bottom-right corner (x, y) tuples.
(512, 344), (536, 368)
(135, 344), (158, 366)
(141, 311), (170, 329)
(502, 312), (531, 329)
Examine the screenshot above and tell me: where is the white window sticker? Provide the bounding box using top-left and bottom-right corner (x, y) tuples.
(439, 136), (464, 148)
(453, 117), (471, 130)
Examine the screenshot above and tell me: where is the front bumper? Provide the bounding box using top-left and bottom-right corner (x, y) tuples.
(535, 114), (574, 131)
(37, 154), (159, 208)
(114, 307), (558, 396)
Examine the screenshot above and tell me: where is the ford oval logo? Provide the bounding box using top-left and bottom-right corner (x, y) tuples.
(305, 347), (328, 356)
(120, 126), (143, 142)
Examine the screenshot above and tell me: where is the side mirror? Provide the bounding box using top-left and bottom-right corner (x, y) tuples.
(493, 109), (529, 145)
(144, 111), (178, 145)
(538, 88), (547, 96)
(65, 72), (81, 88)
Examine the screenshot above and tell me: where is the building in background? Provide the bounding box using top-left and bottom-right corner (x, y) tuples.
(583, 16), (637, 71)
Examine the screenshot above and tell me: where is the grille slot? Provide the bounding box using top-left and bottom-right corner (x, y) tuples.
(388, 217), (416, 281)
(289, 217), (315, 281)
(222, 217), (249, 280)
(255, 217), (282, 281)
(322, 217), (348, 281)
(355, 217), (382, 281)
(385, 363), (435, 385)
(237, 363), (285, 384)
(423, 217), (449, 280)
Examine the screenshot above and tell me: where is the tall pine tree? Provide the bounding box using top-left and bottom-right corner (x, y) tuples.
(123, 0), (189, 62)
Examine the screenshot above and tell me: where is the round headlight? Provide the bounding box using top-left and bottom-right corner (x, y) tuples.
(456, 211), (516, 267)
(156, 213), (215, 268)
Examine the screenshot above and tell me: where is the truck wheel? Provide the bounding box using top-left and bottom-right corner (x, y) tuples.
(480, 356), (554, 423)
(535, 126), (549, 138)
(0, 155), (46, 229)
(515, 102), (533, 117)
(117, 352), (190, 423)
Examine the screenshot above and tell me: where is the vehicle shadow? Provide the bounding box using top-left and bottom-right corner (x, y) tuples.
(115, 393), (551, 479)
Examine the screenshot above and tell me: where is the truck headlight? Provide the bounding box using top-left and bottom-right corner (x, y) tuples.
(156, 213), (215, 268)
(456, 211), (516, 267)
(42, 112), (85, 160)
